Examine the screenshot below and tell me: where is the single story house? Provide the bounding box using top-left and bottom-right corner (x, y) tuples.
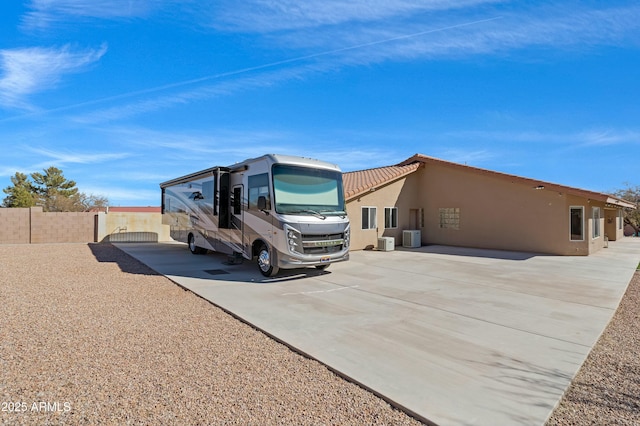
(343, 154), (635, 255)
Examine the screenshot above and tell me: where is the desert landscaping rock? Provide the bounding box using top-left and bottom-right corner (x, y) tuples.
(1, 243), (639, 425)
(0, 244), (421, 425)
(546, 269), (640, 425)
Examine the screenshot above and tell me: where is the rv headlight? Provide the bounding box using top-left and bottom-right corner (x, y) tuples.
(344, 227), (350, 249)
(284, 225), (302, 253)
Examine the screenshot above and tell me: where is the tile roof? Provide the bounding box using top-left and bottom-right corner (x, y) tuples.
(397, 154), (635, 209)
(343, 162), (421, 201)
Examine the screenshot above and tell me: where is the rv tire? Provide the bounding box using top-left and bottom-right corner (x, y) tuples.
(188, 233), (207, 255)
(257, 244), (279, 277)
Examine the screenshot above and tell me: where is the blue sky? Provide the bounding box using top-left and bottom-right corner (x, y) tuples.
(1, 1), (639, 206)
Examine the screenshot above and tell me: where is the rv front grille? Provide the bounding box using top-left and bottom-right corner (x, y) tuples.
(301, 233), (343, 241)
(300, 233), (345, 255)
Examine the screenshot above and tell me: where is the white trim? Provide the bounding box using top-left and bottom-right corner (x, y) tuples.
(384, 207), (398, 229)
(361, 206), (377, 230)
(592, 206), (601, 239)
(618, 209), (623, 231)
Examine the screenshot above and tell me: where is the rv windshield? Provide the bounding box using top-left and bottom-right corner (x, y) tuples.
(272, 164), (345, 216)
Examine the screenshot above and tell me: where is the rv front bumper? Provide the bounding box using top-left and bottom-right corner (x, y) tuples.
(278, 252), (349, 269)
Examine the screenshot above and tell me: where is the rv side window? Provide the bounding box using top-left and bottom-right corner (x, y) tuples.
(202, 179), (214, 202)
(233, 187), (242, 214)
(248, 174), (270, 210)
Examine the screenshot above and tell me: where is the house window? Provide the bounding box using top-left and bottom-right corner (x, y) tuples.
(439, 208), (460, 230)
(384, 207), (398, 229)
(592, 207), (601, 239)
(619, 209), (623, 230)
(570, 206), (584, 241)
(361, 207), (377, 230)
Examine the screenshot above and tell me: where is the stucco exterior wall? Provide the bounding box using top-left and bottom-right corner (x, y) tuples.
(415, 163), (613, 255)
(345, 162), (626, 256)
(98, 212), (171, 242)
(346, 174), (419, 250)
(604, 208), (625, 241)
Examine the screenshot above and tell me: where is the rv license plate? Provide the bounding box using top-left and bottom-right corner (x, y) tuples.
(320, 256), (330, 263)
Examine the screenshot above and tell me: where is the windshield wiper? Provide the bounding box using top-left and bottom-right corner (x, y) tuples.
(319, 209), (347, 219)
(290, 209), (327, 220)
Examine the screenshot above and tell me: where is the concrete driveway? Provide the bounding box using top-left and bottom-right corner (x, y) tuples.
(116, 238), (640, 425)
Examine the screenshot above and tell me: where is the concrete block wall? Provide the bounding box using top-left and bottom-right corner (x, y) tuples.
(30, 209), (96, 243)
(0, 208), (170, 244)
(0, 208), (30, 244)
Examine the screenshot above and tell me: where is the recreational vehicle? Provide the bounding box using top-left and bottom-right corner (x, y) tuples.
(160, 154), (350, 276)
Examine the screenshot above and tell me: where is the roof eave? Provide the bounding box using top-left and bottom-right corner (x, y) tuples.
(344, 163), (421, 202)
(606, 197), (637, 209)
(400, 154), (635, 209)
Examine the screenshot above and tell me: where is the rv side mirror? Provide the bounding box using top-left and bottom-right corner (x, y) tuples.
(257, 196), (268, 212)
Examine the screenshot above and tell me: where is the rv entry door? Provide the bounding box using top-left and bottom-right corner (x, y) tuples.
(230, 185), (245, 254)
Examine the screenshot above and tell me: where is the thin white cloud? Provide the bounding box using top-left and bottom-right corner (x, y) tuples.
(0, 165), (32, 179)
(433, 149), (497, 166)
(22, 0), (156, 29)
(97, 124), (399, 173)
(579, 129), (640, 147)
(70, 63), (317, 124)
(27, 146), (130, 166)
(0, 44), (107, 110)
(79, 185), (158, 204)
(66, 4), (639, 123)
(7, 3), (639, 123)
(443, 128), (640, 147)
(268, 4), (640, 66)
(304, 148), (401, 172)
(209, 0), (504, 32)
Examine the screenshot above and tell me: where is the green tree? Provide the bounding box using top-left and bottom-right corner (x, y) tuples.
(2, 167), (110, 212)
(2, 172), (36, 207)
(614, 184), (640, 235)
(31, 166), (79, 212)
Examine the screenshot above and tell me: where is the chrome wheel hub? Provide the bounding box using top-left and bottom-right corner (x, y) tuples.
(258, 249), (270, 272)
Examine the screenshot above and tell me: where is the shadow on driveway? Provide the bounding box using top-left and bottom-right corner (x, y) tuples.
(396, 244), (543, 261)
(89, 242), (162, 276)
(111, 241), (332, 284)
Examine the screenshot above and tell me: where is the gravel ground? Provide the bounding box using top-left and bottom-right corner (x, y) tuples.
(0, 243), (422, 426)
(546, 270), (640, 425)
(1, 243), (638, 425)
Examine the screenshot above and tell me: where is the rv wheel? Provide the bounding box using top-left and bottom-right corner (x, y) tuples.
(188, 234), (207, 255)
(257, 244), (279, 277)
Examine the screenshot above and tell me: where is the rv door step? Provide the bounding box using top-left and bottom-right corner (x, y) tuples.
(225, 252), (244, 265)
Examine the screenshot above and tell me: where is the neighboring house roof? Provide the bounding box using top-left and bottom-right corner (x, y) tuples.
(397, 154), (636, 209)
(343, 162), (421, 201)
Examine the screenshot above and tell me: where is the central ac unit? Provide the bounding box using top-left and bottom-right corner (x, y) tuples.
(403, 230), (421, 248)
(377, 237), (395, 251)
